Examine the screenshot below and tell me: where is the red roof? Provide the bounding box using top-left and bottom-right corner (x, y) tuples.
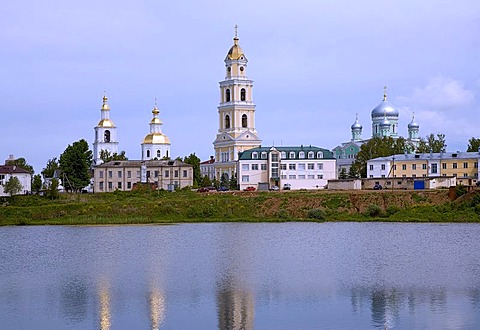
(0, 165), (31, 174)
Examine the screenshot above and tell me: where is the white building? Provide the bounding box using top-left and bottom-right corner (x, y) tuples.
(237, 146), (336, 191)
(141, 103), (171, 161)
(0, 165), (32, 196)
(93, 94), (119, 165)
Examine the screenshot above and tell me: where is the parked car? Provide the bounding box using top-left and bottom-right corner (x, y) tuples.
(283, 183), (291, 190)
(244, 186), (256, 191)
(197, 186), (217, 193)
(217, 186), (229, 192)
(373, 184), (383, 190)
(269, 185), (279, 191)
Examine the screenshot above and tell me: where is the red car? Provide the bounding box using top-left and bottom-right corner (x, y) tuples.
(243, 186), (256, 191)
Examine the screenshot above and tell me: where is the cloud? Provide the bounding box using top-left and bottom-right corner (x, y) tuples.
(399, 76), (475, 111)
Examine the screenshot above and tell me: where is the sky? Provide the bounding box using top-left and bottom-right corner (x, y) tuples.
(1, 0), (479, 174)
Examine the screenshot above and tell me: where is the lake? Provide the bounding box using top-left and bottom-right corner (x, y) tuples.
(1, 222), (479, 329)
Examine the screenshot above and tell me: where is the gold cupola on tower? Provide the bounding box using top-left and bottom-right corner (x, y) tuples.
(142, 103), (170, 145)
(97, 94), (115, 128)
(226, 25), (245, 60)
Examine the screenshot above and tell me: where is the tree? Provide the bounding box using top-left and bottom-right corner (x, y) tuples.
(416, 133), (447, 153)
(339, 168), (348, 179)
(229, 173), (238, 190)
(41, 157), (59, 178)
(99, 150), (128, 163)
(59, 139), (93, 192)
(182, 153), (201, 187)
(350, 137), (407, 178)
(5, 157), (34, 174)
(46, 178), (60, 200)
(200, 175), (212, 187)
(4, 176), (22, 196)
(467, 137), (480, 152)
(32, 174), (42, 193)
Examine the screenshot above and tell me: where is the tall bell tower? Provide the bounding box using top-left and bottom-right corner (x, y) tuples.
(93, 93), (118, 165)
(213, 27), (261, 182)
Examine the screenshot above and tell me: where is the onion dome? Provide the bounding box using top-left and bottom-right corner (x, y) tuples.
(226, 25), (245, 60)
(371, 87), (399, 118)
(142, 104), (170, 145)
(351, 113), (362, 130)
(408, 113), (420, 129)
(380, 115), (391, 128)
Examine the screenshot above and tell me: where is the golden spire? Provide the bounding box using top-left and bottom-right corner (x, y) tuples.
(152, 98), (159, 115)
(383, 86), (387, 101)
(101, 92), (110, 111)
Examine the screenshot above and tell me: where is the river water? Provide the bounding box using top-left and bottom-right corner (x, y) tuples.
(0, 222), (479, 329)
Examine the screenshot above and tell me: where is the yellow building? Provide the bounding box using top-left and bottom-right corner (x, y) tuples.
(212, 29), (261, 183)
(367, 151), (479, 186)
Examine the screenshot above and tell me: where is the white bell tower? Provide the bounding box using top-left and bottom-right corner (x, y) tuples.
(93, 94), (118, 165)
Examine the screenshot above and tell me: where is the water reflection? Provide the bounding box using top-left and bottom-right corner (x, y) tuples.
(98, 278), (111, 330)
(149, 285), (166, 330)
(217, 278), (254, 330)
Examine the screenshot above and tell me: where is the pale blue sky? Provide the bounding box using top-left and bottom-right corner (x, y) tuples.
(1, 0), (479, 173)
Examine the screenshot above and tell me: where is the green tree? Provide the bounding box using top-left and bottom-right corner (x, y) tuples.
(339, 168), (348, 179)
(200, 175), (212, 187)
(41, 157), (59, 178)
(229, 173), (238, 190)
(59, 139), (93, 192)
(99, 150), (128, 163)
(182, 153), (201, 187)
(4, 176), (22, 196)
(46, 178), (60, 200)
(467, 137), (480, 152)
(32, 174), (42, 193)
(6, 157), (34, 174)
(416, 133), (447, 153)
(350, 137), (407, 178)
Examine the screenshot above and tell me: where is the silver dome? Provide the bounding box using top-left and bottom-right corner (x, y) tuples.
(351, 117), (362, 130)
(380, 116), (391, 127)
(408, 116), (420, 129)
(371, 100), (399, 118)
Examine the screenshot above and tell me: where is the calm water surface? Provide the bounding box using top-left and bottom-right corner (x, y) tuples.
(1, 222), (479, 329)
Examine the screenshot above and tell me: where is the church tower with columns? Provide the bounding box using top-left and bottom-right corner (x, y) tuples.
(213, 27), (261, 183)
(93, 94), (118, 165)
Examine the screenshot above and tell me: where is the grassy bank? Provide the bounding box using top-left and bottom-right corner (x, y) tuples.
(1, 188), (479, 226)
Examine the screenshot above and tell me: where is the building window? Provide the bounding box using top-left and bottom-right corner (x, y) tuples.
(308, 152), (314, 159)
(99, 181), (104, 190)
(165, 170), (169, 178)
(308, 174), (315, 179)
(422, 174), (427, 177)
(226, 89), (230, 102)
(271, 154), (279, 162)
(412, 174), (416, 178)
(127, 171), (131, 178)
(252, 152), (258, 159)
(453, 163), (457, 169)
(308, 163), (314, 170)
(298, 175), (306, 179)
(261, 164), (267, 170)
(137, 171), (140, 178)
(317, 163), (323, 170)
(289, 152), (295, 159)
(422, 164), (427, 170)
(154, 171), (158, 178)
(240, 88), (246, 101)
(225, 115), (230, 129)
(299, 151), (305, 159)
(431, 163), (438, 174)
(369, 165), (373, 171)
(381, 164), (386, 170)
(157, 150), (161, 158)
(280, 152), (287, 159)
(464, 173), (468, 177)
(242, 164), (249, 171)
(117, 182), (122, 189)
(381, 175), (385, 178)
(183, 170), (188, 177)
(289, 164), (296, 170)
(127, 182), (131, 189)
(242, 114), (248, 127)
(464, 162), (468, 169)
(281, 175), (287, 179)
(147, 171), (151, 178)
(442, 163), (447, 169)
(108, 182), (113, 190)
(252, 164), (258, 170)
(412, 164), (416, 170)
(242, 175), (249, 182)
(108, 171), (112, 178)
(402, 164), (407, 170)
(104, 130), (110, 142)
(261, 152), (267, 159)
(147, 150), (150, 158)
(99, 171), (103, 178)
(317, 174), (323, 179)
(289, 175), (296, 179)
(174, 170), (179, 178)
(272, 168), (279, 178)
(317, 151), (323, 158)
(280, 164), (286, 170)
(475, 162), (478, 168)
(298, 164), (305, 170)
(118, 171), (122, 178)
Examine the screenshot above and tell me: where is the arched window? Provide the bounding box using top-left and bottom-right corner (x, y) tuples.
(261, 152), (267, 159)
(226, 89), (231, 102)
(317, 151), (324, 159)
(252, 152), (258, 159)
(157, 150), (161, 158)
(241, 88), (246, 101)
(104, 130), (110, 142)
(280, 152), (287, 159)
(146, 150), (150, 158)
(289, 152), (295, 159)
(225, 115), (230, 129)
(308, 151), (314, 159)
(242, 114), (247, 128)
(299, 151), (305, 159)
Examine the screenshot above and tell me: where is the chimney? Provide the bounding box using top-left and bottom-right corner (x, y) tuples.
(5, 154), (15, 165)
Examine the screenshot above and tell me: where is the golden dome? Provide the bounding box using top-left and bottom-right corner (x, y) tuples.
(142, 133), (171, 145)
(97, 119), (115, 128)
(150, 117), (162, 125)
(101, 94), (110, 110)
(227, 37), (244, 60)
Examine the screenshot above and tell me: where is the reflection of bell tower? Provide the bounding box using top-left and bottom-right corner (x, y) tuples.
(93, 93), (119, 165)
(217, 283), (255, 330)
(149, 286), (166, 330)
(98, 279), (111, 330)
(213, 26), (261, 182)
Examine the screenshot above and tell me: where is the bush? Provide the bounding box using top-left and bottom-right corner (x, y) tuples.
(386, 205), (401, 216)
(307, 208), (326, 221)
(277, 208), (289, 219)
(456, 185), (468, 198)
(366, 204), (383, 217)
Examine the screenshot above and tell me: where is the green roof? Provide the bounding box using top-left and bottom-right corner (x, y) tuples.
(238, 146), (334, 160)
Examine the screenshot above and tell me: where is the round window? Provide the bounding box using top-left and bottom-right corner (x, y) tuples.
(240, 66), (244, 72)
(227, 67), (231, 72)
